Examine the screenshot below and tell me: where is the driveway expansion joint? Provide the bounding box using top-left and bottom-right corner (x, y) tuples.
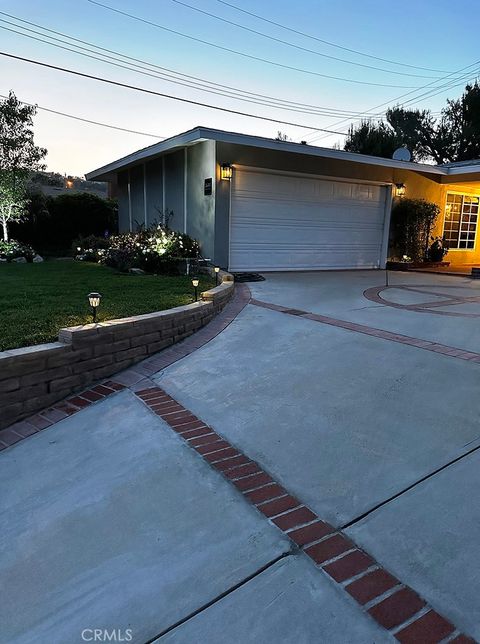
(145, 551), (294, 643)
(134, 384), (472, 643)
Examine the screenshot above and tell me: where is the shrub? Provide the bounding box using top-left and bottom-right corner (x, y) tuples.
(390, 198), (440, 262)
(102, 225), (200, 273)
(73, 234), (110, 262)
(0, 239), (36, 262)
(11, 191), (118, 255)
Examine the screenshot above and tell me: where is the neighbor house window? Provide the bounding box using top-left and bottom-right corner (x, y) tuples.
(443, 192), (479, 249)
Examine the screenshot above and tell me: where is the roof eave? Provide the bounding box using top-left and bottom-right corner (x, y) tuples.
(85, 126), (449, 181)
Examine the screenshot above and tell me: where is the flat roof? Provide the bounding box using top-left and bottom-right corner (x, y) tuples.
(86, 126), (479, 181)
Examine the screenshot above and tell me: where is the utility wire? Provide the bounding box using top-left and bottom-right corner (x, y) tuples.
(171, 0), (439, 79)
(86, 0), (420, 89)
(216, 0), (450, 74)
(0, 51), (348, 134)
(0, 11), (380, 117)
(0, 19), (387, 119)
(0, 93), (166, 138)
(305, 59), (480, 144)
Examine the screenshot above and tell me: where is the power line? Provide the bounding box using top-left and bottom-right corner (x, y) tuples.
(0, 51), (348, 134)
(0, 11), (386, 117)
(216, 0), (450, 74)
(171, 0), (439, 79)
(86, 0), (420, 89)
(0, 19), (386, 119)
(0, 93), (166, 138)
(304, 59), (480, 144)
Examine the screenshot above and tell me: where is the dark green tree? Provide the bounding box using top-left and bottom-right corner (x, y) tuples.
(344, 121), (402, 158)
(344, 82), (480, 164)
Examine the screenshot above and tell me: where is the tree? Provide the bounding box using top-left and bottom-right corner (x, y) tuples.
(0, 92), (46, 241)
(344, 120), (403, 158)
(344, 82), (480, 164)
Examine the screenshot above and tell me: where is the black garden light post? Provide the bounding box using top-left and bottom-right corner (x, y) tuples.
(214, 266), (220, 286)
(192, 278), (199, 302)
(88, 292), (102, 323)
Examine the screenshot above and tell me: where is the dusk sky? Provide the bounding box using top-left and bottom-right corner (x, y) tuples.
(1, 0), (479, 176)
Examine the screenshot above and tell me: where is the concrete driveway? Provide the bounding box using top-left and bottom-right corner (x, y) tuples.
(2, 270), (480, 641)
(158, 270), (480, 639)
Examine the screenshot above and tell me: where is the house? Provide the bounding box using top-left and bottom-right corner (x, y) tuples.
(86, 127), (480, 271)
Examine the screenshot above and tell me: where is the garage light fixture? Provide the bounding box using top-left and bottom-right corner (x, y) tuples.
(395, 183), (406, 198)
(88, 292), (102, 323)
(220, 163), (233, 181)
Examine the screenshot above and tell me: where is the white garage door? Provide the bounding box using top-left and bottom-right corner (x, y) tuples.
(229, 168), (389, 271)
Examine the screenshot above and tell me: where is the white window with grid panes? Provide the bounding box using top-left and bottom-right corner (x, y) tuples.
(443, 192), (479, 249)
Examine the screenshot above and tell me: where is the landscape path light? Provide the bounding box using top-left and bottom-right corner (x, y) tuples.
(192, 278), (199, 302)
(88, 292), (102, 323)
(214, 266), (220, 286)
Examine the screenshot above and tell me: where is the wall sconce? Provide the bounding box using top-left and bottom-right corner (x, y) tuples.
(214, 266), (220, 286)
(220, 163), (233, 180)
(395, 183), (406, 198)
(192, 278), (199, 302)
(88, 292), (102, 323)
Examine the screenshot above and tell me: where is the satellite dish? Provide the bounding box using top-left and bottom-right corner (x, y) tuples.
(392, 147), (412, 162)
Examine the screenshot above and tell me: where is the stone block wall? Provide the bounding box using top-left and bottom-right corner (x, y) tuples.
(0, 274), (234, 429)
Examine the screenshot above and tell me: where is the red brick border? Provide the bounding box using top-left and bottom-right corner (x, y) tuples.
(134, 384), (473, 642)
(0, 284), (251, 451)
(364, 284), (480, 318)
(251, 298), (480, 364)
(0, 380), (126, 450)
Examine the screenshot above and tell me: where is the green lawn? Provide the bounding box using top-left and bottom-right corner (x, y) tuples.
(0, 261), (214, 351)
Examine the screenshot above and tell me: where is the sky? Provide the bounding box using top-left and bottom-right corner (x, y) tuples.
(0, 0), (479, 176)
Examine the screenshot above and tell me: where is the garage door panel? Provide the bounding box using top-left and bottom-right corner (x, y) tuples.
(232, 245), (381, 270)
(230, 170), (387, 272)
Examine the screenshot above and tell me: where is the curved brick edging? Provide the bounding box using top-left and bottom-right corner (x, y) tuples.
(364, 285), (480, 319)
(0, 272), (236, 430)
(134, 385), (474, 643)
(0, 283), (250, 450)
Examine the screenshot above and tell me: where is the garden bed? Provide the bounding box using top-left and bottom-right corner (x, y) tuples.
(0, 260), (214, 350)
(386, 260), (450, 271)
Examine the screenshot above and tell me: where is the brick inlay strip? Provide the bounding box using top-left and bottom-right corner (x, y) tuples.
(134, 385), (472, 643)
(364, 285), (480, 318)
(250, 298), (480, 364)
(0, 380), (126, 450)
(0, 284), (251, 451)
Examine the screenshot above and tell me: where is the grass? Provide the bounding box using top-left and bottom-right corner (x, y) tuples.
(0, 260), (214, 351)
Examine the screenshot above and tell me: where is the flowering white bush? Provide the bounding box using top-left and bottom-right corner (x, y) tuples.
(102, 225), (200, 273)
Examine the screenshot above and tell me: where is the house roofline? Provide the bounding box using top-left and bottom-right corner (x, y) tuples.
(86, 126), (476, 181)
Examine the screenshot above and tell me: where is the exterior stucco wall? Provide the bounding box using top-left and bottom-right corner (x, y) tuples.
(432, 182), (480, 265)
(164, 150), (185, 234)
(392, 171), (480, 265)
(145, 158), (164, 226)
(186, 140), (216, 260)
(129, 165), (145, 230)
(117, 170), (130, 232)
